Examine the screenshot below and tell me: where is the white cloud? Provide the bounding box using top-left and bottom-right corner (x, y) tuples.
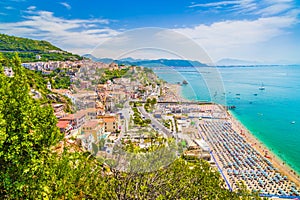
(257, 4), (291, 16)
(0, 10), (118, 55)
(60, 2), (71, 10)
(27, 6), (36, 11)
(190, 0), (297, 16)
(265, 0), (293, 3)
(174, 15), (297, 61)
(255, 0), (295, 16)
(186, 0), (299, 62)
(229, 0), (258, 13)
(0, 1), (298, 63)
(0, 8), (296, 62)
(189, 1), (240, 8)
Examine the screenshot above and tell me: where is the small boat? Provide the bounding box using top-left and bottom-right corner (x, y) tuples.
(228, 105), (236, 110)
(253, 93), (258, 96)
(291, 121), (296, 124)
(182, 80), (188, 85)
(236, 93), (240, 96)
(259, 83), (265, 90)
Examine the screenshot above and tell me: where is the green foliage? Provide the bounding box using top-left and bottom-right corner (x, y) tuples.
(99, 68), (129, 84)
(92, 143), (98, 156)
(54, 75), (71, 89)
(0, 33), (61, 52)
(115, 103), (124, 109)
(102, 158), (258, 200)
(21, 66), (73, 111)
(145, 98), (157, 112)
(143, 67), (154, 74)
(122, 136), (167, 154)
(144, 102), (150, 112)
(173, 116), (179, 132)
(0, 54), (259, 199)
(98, 138), (106, 150)
(0, 54), (63, 198)
(0, 33), (82, 62)
(131, 106), (151, 127)
(163, 119), (171, 129)
(2, 52), (82, 63)
(151, 97), (157, 105)
(144, 118), (151, 124)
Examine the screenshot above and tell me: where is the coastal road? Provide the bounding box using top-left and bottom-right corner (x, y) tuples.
(138, 106), (172, 138)
(113, 101), (132, 149)
(117, 100), (133, 132)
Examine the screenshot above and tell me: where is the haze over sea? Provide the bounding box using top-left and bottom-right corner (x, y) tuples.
(152, 65), (300, 175)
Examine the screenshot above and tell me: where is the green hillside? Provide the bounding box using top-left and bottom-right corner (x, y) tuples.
(0, 53), (258, 200)
(0, 33), (82, 62)
(0, 53), (74, 113)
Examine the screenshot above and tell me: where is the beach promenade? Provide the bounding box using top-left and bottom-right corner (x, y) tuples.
(229, 113), (300, 188)
(163, 83), (300, 197)
(197, 104), (300, 197)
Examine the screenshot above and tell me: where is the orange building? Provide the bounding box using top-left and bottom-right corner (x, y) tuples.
(81, 119), (104, 142)
(99, 114), (120, 133)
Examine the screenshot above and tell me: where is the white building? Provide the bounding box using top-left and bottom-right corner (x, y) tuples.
(47, 81), (52, 90)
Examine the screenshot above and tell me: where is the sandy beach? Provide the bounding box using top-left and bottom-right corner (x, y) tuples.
(228, 111), (300, 187)
(163, 83), (189, 102)
(165, 82), (300, 195)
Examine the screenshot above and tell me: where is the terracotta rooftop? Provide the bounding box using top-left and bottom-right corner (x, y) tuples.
(102, 116), (116, 123)
(83, 120), (102, 128)
(57, 121), (70, 129)
(60, 111), (86, 120)
(85, 107), (97, 112)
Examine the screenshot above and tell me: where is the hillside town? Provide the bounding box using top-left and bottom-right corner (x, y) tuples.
(18, 59), (211, 161)
(4, 58), (300, 197)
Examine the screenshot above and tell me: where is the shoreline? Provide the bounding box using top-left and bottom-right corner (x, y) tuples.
(168, 82), (300, 187)
(228, 111), (300, 187)
(165, 83), (190, 102)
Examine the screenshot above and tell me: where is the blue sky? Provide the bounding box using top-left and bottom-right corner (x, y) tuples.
(0, 0), (299, 63)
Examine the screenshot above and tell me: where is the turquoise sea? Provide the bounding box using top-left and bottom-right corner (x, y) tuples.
(152, 65), (300, 176)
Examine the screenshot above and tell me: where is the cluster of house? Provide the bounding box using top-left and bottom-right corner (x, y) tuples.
(17, 58), (170, 153)
(22, 59), (110, 92)
(56, 107), (120, 152)
(22, 60), (108, 75)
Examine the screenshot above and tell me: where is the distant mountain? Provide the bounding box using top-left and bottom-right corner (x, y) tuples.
(84, 55), (207, 67)
(216, 58), (261, 66)
(118, 57), (143, 63)
(0, 33), (82, 62)
(132, 59), (206, 67)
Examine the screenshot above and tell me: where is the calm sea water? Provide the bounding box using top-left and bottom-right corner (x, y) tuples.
(152, 65), (300, 175)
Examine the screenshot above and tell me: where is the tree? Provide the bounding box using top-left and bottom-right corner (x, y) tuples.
(0, 54), (63, 198)
(146, 98), (151, 104)
(144, 119), (151, 124)
(102, 158), (259, 200)
(151, 97), (157, 105)
(0, 54), (259, 199)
